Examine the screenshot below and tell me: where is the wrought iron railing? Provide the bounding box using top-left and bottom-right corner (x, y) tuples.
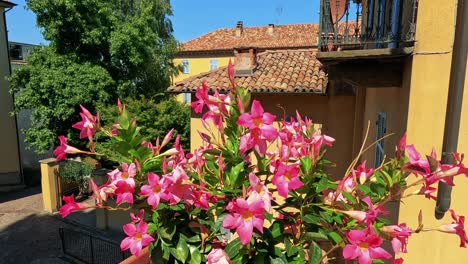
(60, 227), (131, 263)
(319, 0), (417, 52)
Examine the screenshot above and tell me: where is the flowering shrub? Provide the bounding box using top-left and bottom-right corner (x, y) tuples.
(56, 64), (468, 263)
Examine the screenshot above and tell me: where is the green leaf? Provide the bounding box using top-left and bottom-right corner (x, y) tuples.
(356, 184), (371, 194)
(159, 224), (176, 240)
(171, 236), (189, 263)
(285, 238), (300, 257)
(303, 232), (328, 241)
(270, 222), (282, 238)
(328, 232), (343, 244)
(316, 177), (329, 192)
(309, 241), (322, 264)
(270, 257), (286, 264)
(188, 245), (202, 264)
(300, 157), (312, 174)
(303, 214), (321, 224)
(382, 170), (393, 186)
(147, 223), (157, 234)
(227, 162), (245, 188)
(342, 192), (357, 204)
(224, 238), (243, 259)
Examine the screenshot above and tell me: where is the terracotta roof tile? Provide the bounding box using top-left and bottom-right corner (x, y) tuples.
(180, 23), (319, 52)
(168, 49), (327, 94)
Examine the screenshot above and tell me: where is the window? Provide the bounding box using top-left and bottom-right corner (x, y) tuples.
(210, 59), (218, 71)
(374, 112), (387, 167)
(182, 59), (189, 74)
(182, 93), (190, 103)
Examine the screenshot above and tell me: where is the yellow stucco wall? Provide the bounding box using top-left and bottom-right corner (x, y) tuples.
(173, 56), (233, 103)
(398, 1), (468, 263)
(173, 56), (233, 83)
(190, 93), (357, 177)
(0, 8), (21, 184)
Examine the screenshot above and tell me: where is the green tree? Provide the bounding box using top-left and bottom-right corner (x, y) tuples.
(10, 0), (182, 153)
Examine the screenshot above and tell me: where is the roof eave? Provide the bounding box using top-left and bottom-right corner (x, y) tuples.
(0, 1), (16, 8)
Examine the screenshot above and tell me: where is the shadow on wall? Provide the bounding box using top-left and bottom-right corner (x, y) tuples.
(17, 109), (53, 186)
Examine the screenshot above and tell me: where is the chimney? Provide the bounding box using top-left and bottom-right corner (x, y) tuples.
(235, 21), (243, 37)
(267, 24), (274, 35)
(234, 48), (257, 76)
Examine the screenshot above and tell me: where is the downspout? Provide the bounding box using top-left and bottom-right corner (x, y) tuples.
(2, 5), (24, 186)
(435, 0), (468, 219)
(388, 0), (402, 48)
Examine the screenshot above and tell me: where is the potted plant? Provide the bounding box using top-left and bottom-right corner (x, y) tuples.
(54, 64), (468, 264)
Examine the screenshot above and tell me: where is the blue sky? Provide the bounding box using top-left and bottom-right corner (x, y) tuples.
(6, 0), (320, 44)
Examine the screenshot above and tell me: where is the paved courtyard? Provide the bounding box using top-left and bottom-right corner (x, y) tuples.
(0, 187), (123, 264)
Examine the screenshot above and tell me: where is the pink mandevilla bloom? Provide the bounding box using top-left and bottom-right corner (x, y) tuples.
(380, 223), (412, 254)
(139, 172), (168, 209)
(120, 221), (154, 256)
(247, 173), (272, 213)
(436, 209), (468, 247)
(108, 162), (137, 188)
(222, 198), (265, 245)
(207, 248), (232, 264)
(59, 194), (92, 218)
(72, 105), (97, 140)
(130, 209), (145, 223)
(342, 228), (391, 264)
(114, 181), (135, 205)
(271, 162), (303, 198)
(237, 100), (278, 154)
(53, 136), (86, 160)
(341, 197), (383, 225)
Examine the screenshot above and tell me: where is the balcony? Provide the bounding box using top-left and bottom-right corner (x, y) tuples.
(317, 0), (417, 62)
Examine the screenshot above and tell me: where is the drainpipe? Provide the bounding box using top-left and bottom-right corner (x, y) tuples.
(388, 0), (402, 48)
(435, 0), (468, 219)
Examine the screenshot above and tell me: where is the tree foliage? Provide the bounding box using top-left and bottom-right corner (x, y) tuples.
(10, 0), (182, 153)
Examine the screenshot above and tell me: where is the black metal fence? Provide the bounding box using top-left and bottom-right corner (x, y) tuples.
(319, 0), (418, 51)
(59, 227), (131, 264)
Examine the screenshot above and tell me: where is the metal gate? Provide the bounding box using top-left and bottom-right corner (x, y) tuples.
(59, 227), (130, 263)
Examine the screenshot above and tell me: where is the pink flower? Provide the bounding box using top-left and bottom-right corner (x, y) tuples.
(120, 221), (154, 256)
(341, 197), (383, 224)
(207, 248), (232, 264)
(53, 136), (87, 160)
(139, 173), (168, 209)
(191, 83), (209, 113)
(436, 209), (468, 247)
(114, 181), (135, 205)
(72, 105), (97, 140)
(164, 166), (193, 205)
(392, 258), (404, 264)
(130, 209), (145, 223)
(271, 162), (303, 198)
(222, 198), (265, 245)
(380, 223), (412, 253)
(237, 100), (278, 154)
(343, 228), (391, 264)
(395, 133), (406, 161)
(108, 162), (136, 188)
(59, 194), (92, 218)
(247, 173), (272, 213)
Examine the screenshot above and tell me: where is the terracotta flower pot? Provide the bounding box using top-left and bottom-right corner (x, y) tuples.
(120, 247), (150, 264)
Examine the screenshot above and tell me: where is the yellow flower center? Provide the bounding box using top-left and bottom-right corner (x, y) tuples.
(122, 172), (129, 180)
(284, 171), (292, 182)
(253, 117), (262, 127)
(135, 232), (142, 240)
(242, 211), (253, 221)
(358, 242), (369, 250)
(153, 185), (161, 193)
(255, 184), (264, 194)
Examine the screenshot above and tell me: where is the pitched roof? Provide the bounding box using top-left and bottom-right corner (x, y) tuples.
(180, 23), (319, 53)
(0, 1), (16, 7)
(168, 49), (327, 94)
